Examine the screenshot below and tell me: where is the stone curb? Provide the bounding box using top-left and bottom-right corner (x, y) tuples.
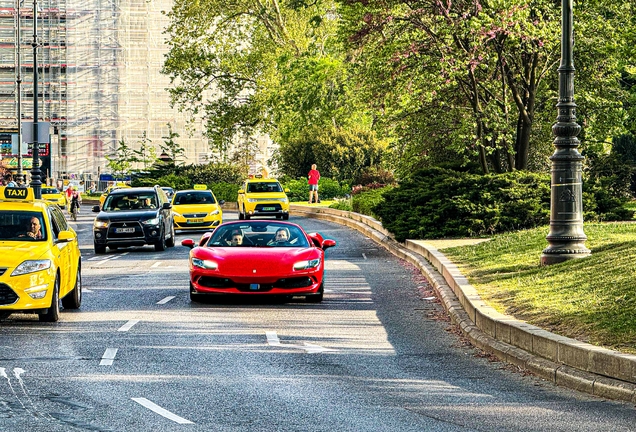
(290, 204), (636, 403)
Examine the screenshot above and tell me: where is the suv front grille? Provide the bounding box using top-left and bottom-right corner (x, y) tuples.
(0, 283), (19, 305)
(107, 222), (144, 239)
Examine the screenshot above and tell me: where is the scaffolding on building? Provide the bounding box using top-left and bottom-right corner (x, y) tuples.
(0, 0), (209, 181)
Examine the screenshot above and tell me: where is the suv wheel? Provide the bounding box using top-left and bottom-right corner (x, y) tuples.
(94, 243), (106, 254)
(155, 229), (166, 251)
(166, 224), (175, 247)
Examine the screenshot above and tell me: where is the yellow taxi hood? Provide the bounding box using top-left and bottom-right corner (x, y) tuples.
(173, 203), (220, 213)
(248, 192), (287, 199)
(0, 242), (48, 265)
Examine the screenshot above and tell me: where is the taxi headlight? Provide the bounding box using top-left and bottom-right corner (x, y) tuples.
(247, 198), (258, 203)
(280, 198), (289, 203)
(209, 209), (220, 216)
(142, 217), (160, 225)
(12, 260), (52, 276)
(191, 258), (218, 270)
(293, 259), (320, 270)
(94, 220), (109, 229)
(172, 210), (182, 218)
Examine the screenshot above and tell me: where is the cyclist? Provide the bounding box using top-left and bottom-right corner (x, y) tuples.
(69, 188), (82, 219)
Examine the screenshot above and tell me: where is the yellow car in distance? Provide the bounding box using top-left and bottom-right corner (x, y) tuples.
(99, 183), (131, 208)
(171, 185), (224, 231)
(0, 186), (82, 322)
(41, 187), (67, 209)
(237, 176), (290, 220)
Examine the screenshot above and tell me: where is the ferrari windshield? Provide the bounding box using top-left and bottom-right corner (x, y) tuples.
(207, 222), (309, 248)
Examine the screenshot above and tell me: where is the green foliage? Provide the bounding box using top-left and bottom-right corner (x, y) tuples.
(160, 123), (186, 167)
(210, 182), (239, 203)
(329, 198), (352, 211)
(276, 126), (388, 182)
(282, 177), (350, 202)
(106, 139), (137, 176)
(352, 186), (393, 218)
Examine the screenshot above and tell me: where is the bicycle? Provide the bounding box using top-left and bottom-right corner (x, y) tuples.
(70, 200), (80, 221)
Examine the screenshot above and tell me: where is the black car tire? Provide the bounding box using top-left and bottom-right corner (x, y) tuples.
(306, 283), (324, 303)
(0, 312), (12, 321)
(283, 214), (289, 220)
(109, 246), (118, 250)
(155, 229), (166, 251)
(39, 276), (60, 322)
(62, 266), (82, 309)
(166, 224), (175, 247)
(95, 243), (106, 254)
(238, 208), (244, 220)
(189, 283), (204, 302)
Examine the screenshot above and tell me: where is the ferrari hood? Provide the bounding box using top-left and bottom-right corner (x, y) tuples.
(195, 247), (319, 277)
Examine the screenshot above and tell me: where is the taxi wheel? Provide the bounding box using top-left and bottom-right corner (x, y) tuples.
(238, 207), (244, 220)
(0, 312), (12, 321)
(305, 283), (324, 303)
(166, 225), (175, 247)
(95, 243), (106, 254)
(39, 276), (60, 322)
(283, 214), (289, 220)
(155, 229), (167, 251)
(62, 266), (82, 310)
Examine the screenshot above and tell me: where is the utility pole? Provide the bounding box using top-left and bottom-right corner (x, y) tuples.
(15, 0), (23, 184)
(541, 0), (590, 265)
(30, 0), (41, 198)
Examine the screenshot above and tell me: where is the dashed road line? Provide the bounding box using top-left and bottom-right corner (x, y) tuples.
(156, 296), (175, 305)
(118, 319), (140, 332)
(100, 348), (118, 366)
(132, 397), (194, 424)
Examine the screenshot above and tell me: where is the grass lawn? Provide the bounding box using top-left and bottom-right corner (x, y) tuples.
(439, 223), (636, 354)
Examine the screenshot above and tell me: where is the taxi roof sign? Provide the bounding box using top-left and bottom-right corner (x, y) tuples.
(193, 184), (207, 190)
(1, 186), (35, 202)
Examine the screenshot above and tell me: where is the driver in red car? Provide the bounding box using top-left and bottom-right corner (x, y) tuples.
(227, 230), (244, 246)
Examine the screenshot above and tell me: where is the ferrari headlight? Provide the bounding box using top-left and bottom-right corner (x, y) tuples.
(192, 258), (218, 270)
(11, 260), (52, 276)
(94, 220), (109, 229)
(142, 217), (160, 225)
(293, 259), (320, 270)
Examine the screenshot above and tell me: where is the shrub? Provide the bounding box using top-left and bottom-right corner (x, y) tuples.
(352, 186), (394, 217)
(282, 177), (350, 202)
(211, 182), (239, 203)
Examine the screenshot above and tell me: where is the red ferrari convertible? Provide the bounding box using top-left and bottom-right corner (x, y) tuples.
(181, 220), (336, 302)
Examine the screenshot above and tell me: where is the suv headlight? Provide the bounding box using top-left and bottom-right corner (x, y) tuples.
(142, 217), (160, 225)
(94, 220), (109, 229)
(247, 198), (258, 203)
(280, 198), (289, 203)
(12, 260), (52, 276)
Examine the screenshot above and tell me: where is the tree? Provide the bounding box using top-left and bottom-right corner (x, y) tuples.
(133, 132), (157, 171)
(160, 123), (186, 167)
(337, 0), (630, 174)
(105, 139), (137, 176)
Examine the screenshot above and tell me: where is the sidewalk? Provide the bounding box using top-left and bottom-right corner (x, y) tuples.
(291, 204), (636, 404)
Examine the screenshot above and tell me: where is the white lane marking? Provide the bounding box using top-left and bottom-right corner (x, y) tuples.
(118, 319), (140, 332)
(88, 252), (128, 264)
(362, 253), (367, 260)
(0, 367), (27, 411)
(265, 331), (336, 354)
(132, 397), (194, 424)
(266, 331), (281, 346)
(156, 296), (175, 305)
(151, 262), (162, 268)
(100, 348), (118, 366)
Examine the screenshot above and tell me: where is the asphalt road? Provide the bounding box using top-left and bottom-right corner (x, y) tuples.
(0, 205), (634, 431)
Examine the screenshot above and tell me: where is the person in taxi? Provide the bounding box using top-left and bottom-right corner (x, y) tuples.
(19, 216), (43, 239)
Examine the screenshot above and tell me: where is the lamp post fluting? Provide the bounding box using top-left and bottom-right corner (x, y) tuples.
(16, 0), (23, 184)
(29, 0), (41, 198)
(540, 0), (590, 265)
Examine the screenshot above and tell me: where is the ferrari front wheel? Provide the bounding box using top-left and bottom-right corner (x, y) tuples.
(189, 283), (204, 302)
(306, 283), (324, 303)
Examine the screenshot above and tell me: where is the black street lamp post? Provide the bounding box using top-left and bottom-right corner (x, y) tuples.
(29, 0), (42, 198)
(541, 0), (590, 265)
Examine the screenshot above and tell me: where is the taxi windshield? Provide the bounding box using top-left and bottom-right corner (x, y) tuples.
(247, 182), (282, 193)
(42, 188), (60, 195)
(0, 211), (47, 241)
(174, 192), (215, 205)
(207, 222), (309, 248)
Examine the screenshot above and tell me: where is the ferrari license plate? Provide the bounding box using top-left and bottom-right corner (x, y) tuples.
(187, 219), (204, 223)
(249, 284), (260, 291)
(115, 227), (135, 233)
(262, 207), (275, 211)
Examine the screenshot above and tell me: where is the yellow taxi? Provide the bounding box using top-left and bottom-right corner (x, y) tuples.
(41, 186), (67, 209)
(99, 183), (131, 208)
(0, 186), (82, 322)
(171, 185), (224, 231)
(237, 175), (290, 220)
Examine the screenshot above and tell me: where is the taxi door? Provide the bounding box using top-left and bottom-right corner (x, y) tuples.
(48, 206), (76, 295)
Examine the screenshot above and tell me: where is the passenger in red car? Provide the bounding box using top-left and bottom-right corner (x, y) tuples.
(227, 230), (243, 246)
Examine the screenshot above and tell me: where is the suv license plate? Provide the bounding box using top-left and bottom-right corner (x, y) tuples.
(262, 207), (275, 211)
(115, 227), (135, 233)
(188, 219), (203, 223)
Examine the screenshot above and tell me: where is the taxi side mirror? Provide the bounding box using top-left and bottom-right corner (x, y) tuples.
(57, 230), (75, 242)
(238, 189), (245, 194)
(284, 188), (290, 193)
(219, 200), (225, 205)
(92, 205), (101, 212)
